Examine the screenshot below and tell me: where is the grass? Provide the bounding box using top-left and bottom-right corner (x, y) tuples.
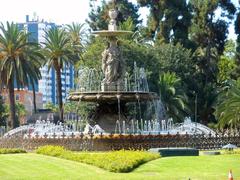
(0, 153), (239, 180)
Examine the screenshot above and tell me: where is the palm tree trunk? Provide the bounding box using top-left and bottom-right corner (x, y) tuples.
(8, 80), (17, 129)
(30, 79), (37, 114)
(56, 68), (64, 123)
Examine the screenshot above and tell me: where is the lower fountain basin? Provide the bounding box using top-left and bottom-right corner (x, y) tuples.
(68, 91), (159, 102)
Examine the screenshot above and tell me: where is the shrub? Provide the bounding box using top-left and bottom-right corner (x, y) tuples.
(36, 145), (160, 172)
(36, 145), (65, 157)
(0, 148), (26, 154)
(221, 148), (240, 155)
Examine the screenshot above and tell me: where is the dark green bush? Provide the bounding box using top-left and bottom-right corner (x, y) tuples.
(36, 145), (160, 173)
(0, 148), (26, 154)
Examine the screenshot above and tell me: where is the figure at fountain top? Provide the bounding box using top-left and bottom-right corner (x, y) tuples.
(108, 8), (118, 31)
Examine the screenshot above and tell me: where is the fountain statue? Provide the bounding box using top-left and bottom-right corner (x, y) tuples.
(101, 36), (125, 91)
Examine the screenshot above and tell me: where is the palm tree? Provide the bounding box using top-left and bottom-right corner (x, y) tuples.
(0, 22), (43, 128)
(28, 55), (43, 113)
(66, 23), (86, 81)
(66, 23), (86, 48)
(216, 79), (240, 128)
(43, 27), (75, 122)
(22, 39), (44, 114)
(158, 72), (188, 122)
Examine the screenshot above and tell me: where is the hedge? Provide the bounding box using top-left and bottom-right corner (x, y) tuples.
(36, 145), (160, 172)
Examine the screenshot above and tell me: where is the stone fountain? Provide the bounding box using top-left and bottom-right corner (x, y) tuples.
(1, 1), (218, 152)
(68, 2), (158, 133)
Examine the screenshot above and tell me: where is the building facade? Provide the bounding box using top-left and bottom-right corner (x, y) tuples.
(1, 89), (43, 124)
(18, 15), (75, 105)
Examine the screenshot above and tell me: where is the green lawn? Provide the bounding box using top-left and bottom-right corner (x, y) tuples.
(0, 153), (239, 180)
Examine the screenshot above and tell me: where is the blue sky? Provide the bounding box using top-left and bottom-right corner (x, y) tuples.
(0, 0), (238, 39)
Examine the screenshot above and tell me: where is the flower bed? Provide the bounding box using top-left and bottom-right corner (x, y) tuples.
(36, 145), (160, 172)
(0, 148), (26, 154)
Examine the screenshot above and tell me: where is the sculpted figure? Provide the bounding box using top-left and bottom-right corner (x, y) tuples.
(102, 39), (124, 84)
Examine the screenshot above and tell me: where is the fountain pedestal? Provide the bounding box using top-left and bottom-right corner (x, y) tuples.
(90, 102), (128, 133)
(101, 81), (124, 91)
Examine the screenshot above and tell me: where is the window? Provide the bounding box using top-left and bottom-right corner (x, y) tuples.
(15, 94), (20, 101)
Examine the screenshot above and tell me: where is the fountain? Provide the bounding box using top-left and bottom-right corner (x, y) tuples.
(68, 2), (158, 133)
(1, 1), (218, 151)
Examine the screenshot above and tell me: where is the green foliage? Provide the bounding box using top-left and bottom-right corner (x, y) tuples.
(189, 0), (236, 84)
(36, 145), (160, 173)
(137, 0), (192, 47)
(0, 96), (7, 126)
(78, 37), (105, 69)
(36, 145), (65, 157)
(221, 149), (240, 155)
(158, 72), (188, 122)
(66, 22), (87, 63)
(154, 43), (194, 84)
(197, 84), (219, 124)
(0, 22), (44, 128)
(64, 101), (96, 120)
(0, 148), (26, 154)
(218, 56), (236, 85)
(186, 0), (236, 124)
(234, 10), (240, 78)
(4, 102), (27, 127)
(121, 40), (160, 92)
(15, 102), (27, 117)
(218, 40), (236, 85)
(216, 79), (240, 128)
(43, 27), (78, 122)
(44, 102), (58, 113)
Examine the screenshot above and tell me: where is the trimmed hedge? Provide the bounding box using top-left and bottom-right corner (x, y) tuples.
(0, 148), (26, 154)
(222, 149), (240, 155)
(36, 145), (160, 173)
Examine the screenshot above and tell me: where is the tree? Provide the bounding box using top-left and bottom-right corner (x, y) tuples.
(44, 102), (58, 113)
(15, 102), (26, 125)
(27, 45), (44, 114)
(77, 37), (105, 69)
(154, 43), (194, 85)
(0, 22), (43, 129)
(43, 27), (76, 122)
(218, 56), (236, 86)
(234, 6), (240, 78)
(188, 0), (236, 124)
(137, 0), (192, 47)
(189, 0), (236, 75)
(158, 72), (188, 122)
(0, 96), (7, 126)
(4, 102), (27, 126)
(216, 79), (240, 128)
(66, 23), (86, 61)
(87, 0), (141, 31)
(218, 40), (236, 86)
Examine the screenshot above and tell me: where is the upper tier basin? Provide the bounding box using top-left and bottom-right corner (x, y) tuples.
(68, 91), (159, 102)
(92, 30), (133, 37)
